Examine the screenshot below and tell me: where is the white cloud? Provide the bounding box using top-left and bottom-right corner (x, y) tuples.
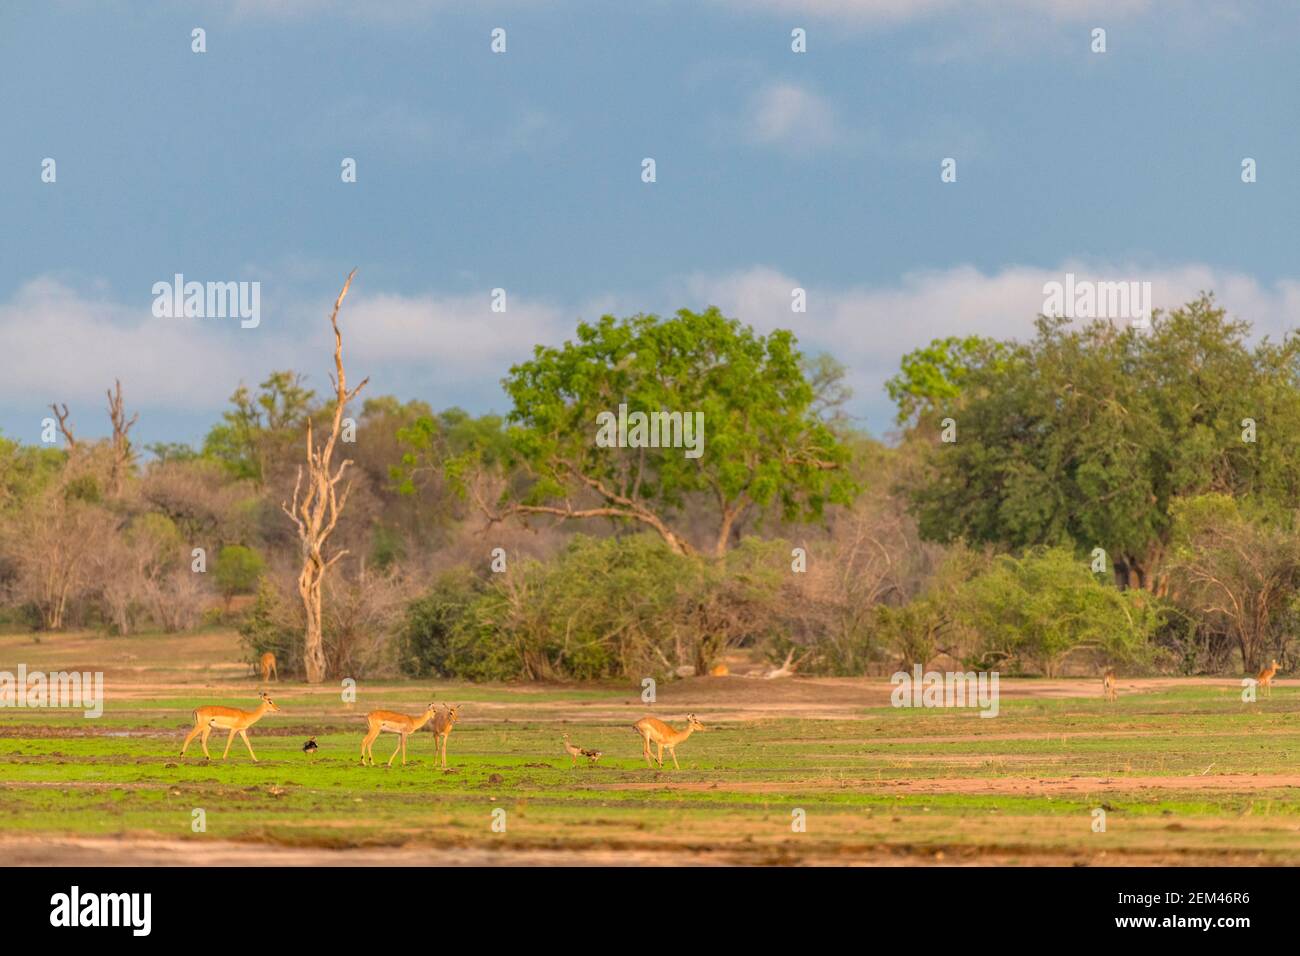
(711, 0), (1160, 25)
(0, 276), (575, 422)
(0, 277), (252, 412)
(5, 263), (1298, 438)
(309, 97), (564, 162)
(746, 82), (842, 153)
(680, 262), (1300, 428)
(342, 290), (574, 384)
(223, 0), (532, 22)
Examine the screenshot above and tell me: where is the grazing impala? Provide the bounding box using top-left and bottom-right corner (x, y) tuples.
(259, 652), (278, 682)
(180, 692), (281, 762)
(360, 702), (438, 767)
(1257, 659), (1280, 698)
(633, 713), (705, 769)
(1102, 667), (1117, 702)
(432, 704), (460, 770)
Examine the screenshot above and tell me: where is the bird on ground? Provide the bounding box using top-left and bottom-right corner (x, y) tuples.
(562, 733), (602, 766)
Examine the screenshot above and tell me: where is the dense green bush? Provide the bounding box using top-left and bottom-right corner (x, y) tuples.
(398, 534), (789, 681)
(213, 544), (265, 605)
(953, 546), (1160, 674)
(237, 576), (300, 673)
(396, 570), (485, 678)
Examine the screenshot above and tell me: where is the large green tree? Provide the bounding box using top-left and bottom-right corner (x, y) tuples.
(905, 297), (1300, 590)
(203, 371), (315, 483)
(456, 308), (857, 557)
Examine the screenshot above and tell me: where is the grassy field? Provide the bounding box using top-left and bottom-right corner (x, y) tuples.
(2, 629), (1299, 865)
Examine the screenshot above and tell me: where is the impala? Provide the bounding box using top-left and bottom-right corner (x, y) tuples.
(180, 692), (281, 762)
(432, 704), (460, 770)
(1257, 659), (1280, 698)
(259, 652), (278, 682)
(360, 702), (437, 767)
(633, 713), (705, 769)
(1102, 667), (1117, 702)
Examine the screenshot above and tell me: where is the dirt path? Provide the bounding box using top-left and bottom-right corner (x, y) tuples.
(601, 773), (1300, 794)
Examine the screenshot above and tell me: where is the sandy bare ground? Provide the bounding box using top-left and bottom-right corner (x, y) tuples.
(2, 834), (1289, 867)
(599, 773), (1300, 795)
(0, 835), (740, 867)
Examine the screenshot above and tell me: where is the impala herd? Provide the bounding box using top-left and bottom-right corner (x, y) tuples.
(178, 655), (1287, 767)
(178, 687), (704, 770)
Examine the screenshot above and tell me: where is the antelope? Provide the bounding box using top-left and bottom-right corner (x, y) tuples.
(360, 702), (438, 767)
(633, 713), (705, 769)
(1102, 667), (1117, 702)
(259, 652), (278, 682)
(562, 733), (602, 766)
(180, 692), (281, 762)
(432, 704), (460, 770)
(1257, 659), (1280, 698)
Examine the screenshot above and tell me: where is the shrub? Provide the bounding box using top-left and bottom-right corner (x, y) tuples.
(238, 575), (301, 674)
(213, 545), (265, 607)
(953, 546), (1159, 675)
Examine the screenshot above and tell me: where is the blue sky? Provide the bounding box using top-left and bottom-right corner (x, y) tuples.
(2, 0), (1298, 446)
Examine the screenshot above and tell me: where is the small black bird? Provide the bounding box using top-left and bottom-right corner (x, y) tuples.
(302, 736), (318, 754)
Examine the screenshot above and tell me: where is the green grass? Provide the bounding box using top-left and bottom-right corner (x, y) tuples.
(2, 630), (1298, 862)
(4, 683), (1300, 862)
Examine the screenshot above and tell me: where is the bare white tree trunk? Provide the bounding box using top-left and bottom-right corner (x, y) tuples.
(282, 271), (368, 683)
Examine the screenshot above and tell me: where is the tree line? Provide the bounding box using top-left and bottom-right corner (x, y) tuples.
(1, 289), (1295, 680)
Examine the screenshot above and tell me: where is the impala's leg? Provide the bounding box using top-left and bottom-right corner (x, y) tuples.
(439, 735), (447, 770)
(180, 723), (202, 757)
(387, 735), (403, 767)
(361, 726), (378, 765)
(200, 725), (214, 759)
(240, 729), (258, 762)
(222, 728), (237, 759)
(641, 735), (653, 767)
(401, 734), (408, 766)
(670, 747), (680, 770)
(656, 742), (664, 767)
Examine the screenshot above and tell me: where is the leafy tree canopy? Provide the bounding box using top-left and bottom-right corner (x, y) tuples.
(467, 308), (858, 556)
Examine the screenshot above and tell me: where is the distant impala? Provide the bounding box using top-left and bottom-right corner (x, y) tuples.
(1257, 659), (1280, 698)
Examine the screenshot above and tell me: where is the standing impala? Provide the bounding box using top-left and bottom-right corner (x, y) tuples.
(259, 652), (278, 682)
(180, 692), (281, 762)
(1102, 667), (1117, 702)
(633, 713), (705, 769)
(1257, 659), (1280, 698)
(432, 704), (460, 770)
(361, 702), (438, 767)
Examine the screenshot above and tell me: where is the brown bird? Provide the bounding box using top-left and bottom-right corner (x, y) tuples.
(562, 733), (602, 766)
(302, 736), (318, 754)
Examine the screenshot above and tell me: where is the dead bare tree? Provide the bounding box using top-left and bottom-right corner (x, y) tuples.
(281, 270), (368, 683)
(49, 403), (76, 449)
(106, 379), (139, 495)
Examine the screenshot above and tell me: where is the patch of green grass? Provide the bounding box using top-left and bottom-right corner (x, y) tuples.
(4, 683), (1300, 860)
